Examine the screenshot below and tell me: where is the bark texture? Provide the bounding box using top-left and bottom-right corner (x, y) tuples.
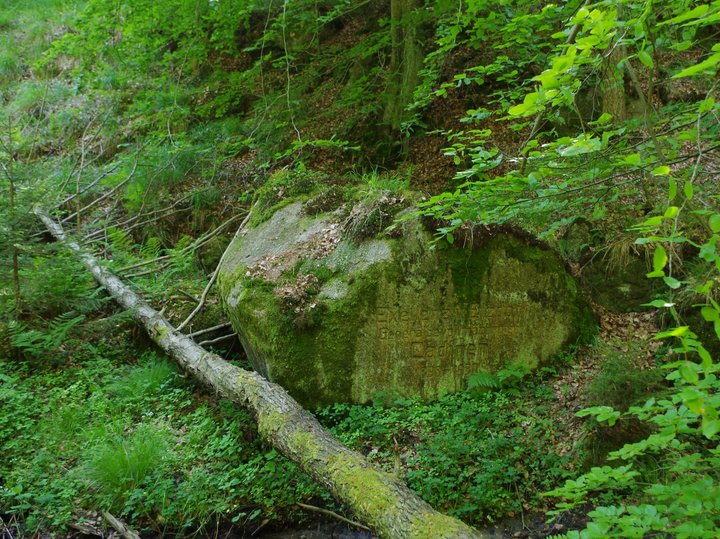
(383, 0), (422, 132)
(36, 210), (487, 539)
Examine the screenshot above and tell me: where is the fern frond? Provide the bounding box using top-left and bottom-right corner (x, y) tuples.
(140, 237), (162, 259)
(467, 371), (499, 390)
(107, 227), (134, 253)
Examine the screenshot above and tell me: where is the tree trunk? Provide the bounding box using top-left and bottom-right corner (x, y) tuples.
(601, 43), (626, 123)
(1, 122), (21, 315)
(36, 210), (487, 539)
(383, 0), (422, 134)
(601, 6), (626, 123)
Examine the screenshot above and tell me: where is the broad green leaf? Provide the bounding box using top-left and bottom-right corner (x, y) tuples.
(684, 396), (704, 414)
(592, 112), (613, 125)
(702, 416), (720, 438)
(623, 153), (641, 165)
(533, 69), (561, 89)
(655, 326), (689, 339)
(663, 276), (681, 289)
(509, 92), (542, 117)
(674, 40), (693, 51)
(698, 346), (712, 371)
(653, 245), (668, 272)
(701, 306), (719, 322)
(673, 53), (720, 78)
(652, 165), (670, 175)
(638, 49), (654, 68)
(679, 362), (699, 384)
(576, 35), (600, 50)
(643, 299), (672, 308)
(558, 137), (602, 156)
(552, 46), (577, 73)
(669, 179), (678, 201)
(659, 4), (709, 26)
(709, 214), (720, 232)
(684, 181), (694, 200)
(699, 96), (716, 113)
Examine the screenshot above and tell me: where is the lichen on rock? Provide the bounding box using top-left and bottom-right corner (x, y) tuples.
(218, 193), (596, 408)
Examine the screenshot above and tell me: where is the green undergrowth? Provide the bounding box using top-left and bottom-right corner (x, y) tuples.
(319, 375), (577, 524)
(0, 344), (322, 535)
(1, 335), (583, 534)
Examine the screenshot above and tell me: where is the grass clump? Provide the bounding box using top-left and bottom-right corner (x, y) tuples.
(81, 424), (172, 506)
(585, 354), (665, 412)
(106, 354), (177, 405)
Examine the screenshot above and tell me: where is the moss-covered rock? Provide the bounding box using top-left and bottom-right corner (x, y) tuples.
(218, 200), (596, 408)
(583, 254), (658, 313)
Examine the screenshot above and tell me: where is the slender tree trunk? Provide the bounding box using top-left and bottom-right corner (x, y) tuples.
(601, 7), (626, 123)
(36, 210), (487, 539)
(384, 0), (422, 136)
(601, 43), (626, 123)
(9, 172), (21, 315)
(1, 125), (21, 315)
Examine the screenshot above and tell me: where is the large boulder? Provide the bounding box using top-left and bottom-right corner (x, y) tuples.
(218, 198), (595, 408)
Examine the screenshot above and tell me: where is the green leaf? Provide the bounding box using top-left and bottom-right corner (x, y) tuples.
(638, 49), (654, 69)
(668, 179), (678, 201)
(660, 4), (709, 26)
(643, 299), (671, 308)
(679, 362), (699, 384)
(684, 181), (694, 200)
(684, 395), (704, 414)
(663, 276), (682, 289)
(641, 215), (664, 227)
(698, 346), (712, 371)
(653, 245), (668, 272)
(699, 96), (716, 113)
(674, 40), (693, 51)
(701, 306), (719, 322)
(673, 53), (720, 78)
(509, 92), (542, 117)
(655, 326), (689, 339)
(592, 112), (613, 125)
(652, 165), (670, 176)
(623, 153), (642, 165)
(558, 136), (602, 157)
(702, 416), (720, 438)
(709, 214), (720, 233)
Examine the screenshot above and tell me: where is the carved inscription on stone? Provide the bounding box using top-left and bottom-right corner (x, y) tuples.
(371, 303), (525, 387)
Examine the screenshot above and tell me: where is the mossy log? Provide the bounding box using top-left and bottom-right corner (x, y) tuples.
(36, 210), (487, 539)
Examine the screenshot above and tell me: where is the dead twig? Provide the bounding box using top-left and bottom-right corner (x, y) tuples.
(198, 333), (237, 347)
(62, 143), (144, 224)
(69, 522), (102, 536)
(296, 502), (371, 532)
(176, 210), (253, 332)
(102, 512), (140, 539)
(188, 322), (232, 338)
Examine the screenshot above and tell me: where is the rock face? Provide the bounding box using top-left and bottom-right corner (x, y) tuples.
(218, 200), (595, 408)
(583, 255), (657, 313)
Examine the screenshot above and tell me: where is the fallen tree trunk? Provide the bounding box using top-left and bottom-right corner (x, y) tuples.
(36, 210), (487, 539)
